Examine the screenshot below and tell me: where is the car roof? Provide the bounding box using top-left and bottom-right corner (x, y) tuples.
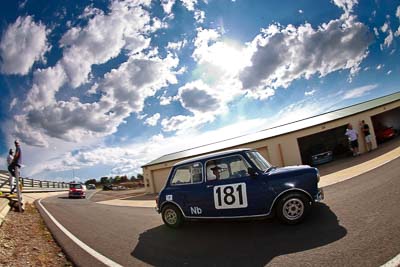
(173, 148), (253, 166)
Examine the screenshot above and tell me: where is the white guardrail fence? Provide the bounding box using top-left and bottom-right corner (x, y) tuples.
(0, 170), (69, 193)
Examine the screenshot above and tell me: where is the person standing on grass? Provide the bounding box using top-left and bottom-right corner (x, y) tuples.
(7, 149), (16, 194)
(361, 120), (372, 152)
(345, 123), (360, 156)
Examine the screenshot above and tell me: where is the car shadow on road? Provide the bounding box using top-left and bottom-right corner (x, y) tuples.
(131, 203), (346, 266)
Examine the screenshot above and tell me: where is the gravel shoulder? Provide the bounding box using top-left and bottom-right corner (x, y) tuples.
(0, 203), (72, 267)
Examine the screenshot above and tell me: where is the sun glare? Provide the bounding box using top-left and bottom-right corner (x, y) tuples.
(210, 43), (247, 74)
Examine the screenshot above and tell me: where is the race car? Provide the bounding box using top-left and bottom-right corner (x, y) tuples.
(156, 148), (323, 228)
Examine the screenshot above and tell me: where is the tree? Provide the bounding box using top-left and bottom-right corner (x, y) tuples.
(136, 174), (144, 180)
(120, 175), (128, 183)
(130, 175), (136, 181)
(100, 177), (109, 184)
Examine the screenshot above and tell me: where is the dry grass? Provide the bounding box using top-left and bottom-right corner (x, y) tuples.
(0, 203), (72, 267)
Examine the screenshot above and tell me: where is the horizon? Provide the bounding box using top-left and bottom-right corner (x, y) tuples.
(0, 0), (399, 182)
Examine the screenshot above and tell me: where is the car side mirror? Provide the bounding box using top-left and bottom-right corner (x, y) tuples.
(248, 167), (258, 177)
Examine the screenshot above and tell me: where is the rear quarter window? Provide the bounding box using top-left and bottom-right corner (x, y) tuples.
(170, 162), (203, 185)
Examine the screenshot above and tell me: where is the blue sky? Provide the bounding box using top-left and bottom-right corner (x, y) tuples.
(0, 0), (399, 182)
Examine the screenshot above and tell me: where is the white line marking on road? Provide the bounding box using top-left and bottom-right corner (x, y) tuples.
(381, 253), (400, 267)
(86, 190), (98, 200)
(38, 199), (124, 267)
(118, 192), (147, 200)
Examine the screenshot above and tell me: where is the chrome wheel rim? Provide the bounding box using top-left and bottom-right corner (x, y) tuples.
(164, 209), (178, 225)
(283, 198), (304, 220)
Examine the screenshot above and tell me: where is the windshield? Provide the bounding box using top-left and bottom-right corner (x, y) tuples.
(246, 151), (272, 172)
(70, 184), (82, 189)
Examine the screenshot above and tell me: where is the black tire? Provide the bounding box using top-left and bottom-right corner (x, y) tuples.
(161, 204), (184, 228)
(276, 192), (310, 225)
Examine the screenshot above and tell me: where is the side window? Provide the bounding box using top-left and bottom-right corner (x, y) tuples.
(170, 163), (203, 185)
(206, 155), (250, 181)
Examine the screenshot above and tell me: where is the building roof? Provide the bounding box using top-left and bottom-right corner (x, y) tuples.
(173, 148), (252, 166)
(143, 92), (400, 167)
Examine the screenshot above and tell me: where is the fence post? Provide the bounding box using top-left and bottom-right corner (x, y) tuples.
(40, 181), (42, 188)
(31, 179), (34, 187)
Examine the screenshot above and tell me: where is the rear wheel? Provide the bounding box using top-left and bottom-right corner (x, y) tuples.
(162, 204), (184, 228)
(276, 192), (310, 224)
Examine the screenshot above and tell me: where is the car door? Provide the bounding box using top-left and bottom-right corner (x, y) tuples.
(202, 154), (271, 217)
(167, 162), (208, 217)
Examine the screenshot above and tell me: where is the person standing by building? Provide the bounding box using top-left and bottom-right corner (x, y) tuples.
(345, 123), (360, 156)
(6, 149), (16, 194)
(361, 120), (372, 152)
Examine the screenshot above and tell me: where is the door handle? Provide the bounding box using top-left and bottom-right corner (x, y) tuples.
(206, 185), (214, 188)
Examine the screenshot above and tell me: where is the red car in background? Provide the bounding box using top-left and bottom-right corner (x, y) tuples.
(69, 183), (86, 198)
(375, 126), (395, 143)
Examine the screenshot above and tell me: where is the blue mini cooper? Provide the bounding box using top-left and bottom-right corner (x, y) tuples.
(156, 148), (324, 228)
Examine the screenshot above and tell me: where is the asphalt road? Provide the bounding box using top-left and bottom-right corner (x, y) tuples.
(37, 157), (400, 267)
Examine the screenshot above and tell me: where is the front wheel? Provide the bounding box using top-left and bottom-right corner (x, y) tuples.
(276, 192), (310, 224)
(161, 204), (184, 228)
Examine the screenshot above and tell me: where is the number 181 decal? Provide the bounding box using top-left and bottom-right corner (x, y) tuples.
(214, 183), (248, 209)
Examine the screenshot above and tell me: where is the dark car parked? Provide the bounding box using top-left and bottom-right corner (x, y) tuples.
(103, 184), (113, 191)
(86, 184), (96, 190)
(157, 148), (324, 228)
(310, 144), (333, 166)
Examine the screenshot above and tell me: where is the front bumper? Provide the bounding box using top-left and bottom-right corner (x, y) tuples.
(315, 188), (324, 202)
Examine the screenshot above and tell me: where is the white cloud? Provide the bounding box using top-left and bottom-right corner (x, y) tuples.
(342, 84), (378, 99)
(379, 22), (394, 50)
(382, 30), (394, 49)
(161, 0), (176, 14)
(0, 16), (50, 75)
(18, 0), (28, 9)
(305, 89), (317, 96)
(162, 12), (372, 133)
(144, 113), (161, 126)
(159, 95), (174, 105)
(9, 98), (18, 111)
(180, 0), (197, 11)
(239, 15), (372, 98)
(194, 10), (205, 23)
(59, 1), (153, 87)
(11, 1), (179, 146)
(376, 64), (383, 70)
(31, 97), (327, 179)
(17, 52), (179, 145)
(373, 27), (379, 37)
(332, 0), (358, 15)
(25, 63), (67, 109)
(381, 22), (389, 33)
(386, 70), (392, 75)
(395, 27), (400, 37)
(166, 39), (187, 51)
(298, 10), (304, 14)
(395, 6), (400, 37)
(100, 53), (179, 113)
(177, 80), (223, 113)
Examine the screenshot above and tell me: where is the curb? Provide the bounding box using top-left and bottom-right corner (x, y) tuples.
(0, 198), (10, 226)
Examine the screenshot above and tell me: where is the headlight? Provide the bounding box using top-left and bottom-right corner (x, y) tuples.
(315, 169), (320, 183)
